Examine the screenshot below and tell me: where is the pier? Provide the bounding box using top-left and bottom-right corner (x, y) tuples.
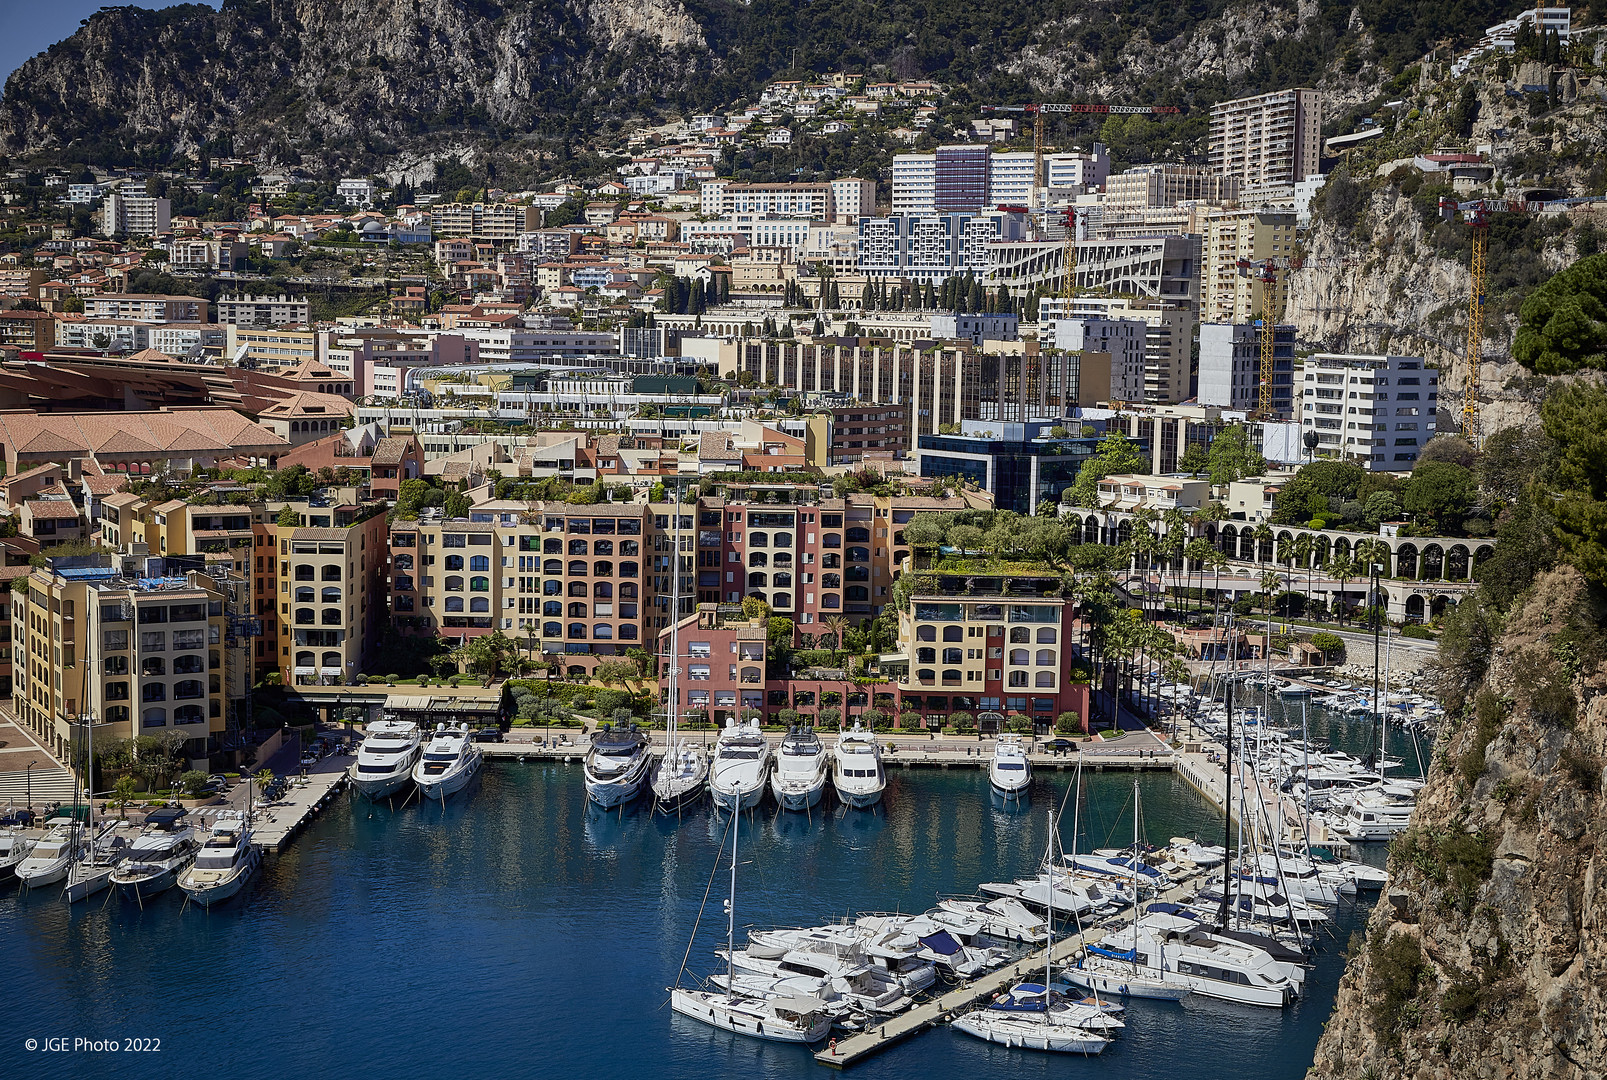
(247, 760), (351, 853)
(815, 869), (1212, 1069)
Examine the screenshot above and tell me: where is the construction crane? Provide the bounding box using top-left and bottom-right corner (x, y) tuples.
(982, 102), (1183, 211)
(1233, 254), (1357, 417)
(1061, 208), (1083, 299)
(1438, 197), (1532, 444)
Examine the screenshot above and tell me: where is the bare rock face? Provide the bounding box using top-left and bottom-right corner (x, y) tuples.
(1307, 567), (1606, 1080)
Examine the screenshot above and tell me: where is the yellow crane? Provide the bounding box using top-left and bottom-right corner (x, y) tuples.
(1438, 196), (1532, 446)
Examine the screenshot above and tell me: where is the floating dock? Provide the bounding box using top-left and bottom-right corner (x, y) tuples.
(249, 763), (350, 852)
(815, 870), (1210, 1069)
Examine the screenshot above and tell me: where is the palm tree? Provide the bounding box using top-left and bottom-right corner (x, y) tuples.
(1353, 539), (1392, 625)
(1328, 553), (1356, 626)
(1184, 537), (1214, 619)
(1289, 533), (1314, 620)
(1259, 569), (1285, 616)
(1162, 506), (1189, 614)
(1252, 521), (1274, 565)
(822, 615), (850, 661)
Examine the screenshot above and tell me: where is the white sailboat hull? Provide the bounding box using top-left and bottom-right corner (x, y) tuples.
(669, 988), (831, 1044)
(951, 1012), (1110, 1055)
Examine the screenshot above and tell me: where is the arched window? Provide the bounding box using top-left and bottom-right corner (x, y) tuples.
(916, 668), (935, 683)
(322, 652), (342, 669)
(172, 654), (205, 674)
(846, 526), (870, 542)
(749, 551), (769, 567)
(469, 577), (489, 592)
(175, 705), (204, 725)
(173, 680), (204, 700)
(822, 594), (841, 608)
(1009, 626), (1030, 643)
(445, 597), (464, 612)
(593, 624), (614, 640)
(593, 582), (613, 598)
(569, 539), (589, 555)
(544, 538), (562, 554)
(1007, 671), (1029, 687)
(916, 647), (935, 663)
(846, 565), (869, 581)
(444, 576), (463, 591)
(141, 657), (165, 676)
(1036, 627), (1057, 644)
(544, 559), (563, 575)
(322, 565), (341, 581)
(142, 684), (166, 702)
(942, 668), (963, 683)
(772, 593), (791, 607)
(295, 651), (314, 668)
(294, 586), (314, 603)
(543, 600), (562, 616)
(142, 707), (167, 727)
(393, 553), (413, 570)
(620, 539), (639, 556)
(619, 582), (638, 599)
(772, 532), (793, 548)
(1035, 672), (1056, 687)
(322, 587), (341, 603)
(106, 706), (130, 724)
(749, 532), (768, 547)
(543, 580), (563, 595)
(1036, 649), (1054, 666)
(773, 572), (793, 588)
(942, 648), (963, 664)
(469, 555), (490, 572)
(748, 572), (769, 588)
(295, 607), (315, 625)
(593, 540), (614, 556)
(543, 622), (562, 638)
(444, 554), (464, 571)
(822, 573), (841, 589)
(568, 560), (588, 576)
(821, 552), (841, 569)
(847, 547), (869, 562)
(295, 566), (315, 581)
(568, 623), (587, 639)
(916, 625), (936, 641)
(568, 602), (588, 618)
(942, 625), (963, 642)
(619, 561), (638, 578)
(566, 581), (586, 597)
(469, 598), (489, 612)
(593, 561), (613, 577)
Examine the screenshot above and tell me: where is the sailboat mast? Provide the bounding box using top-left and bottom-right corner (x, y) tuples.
(1218, 682), (1233, 930)
(1045, 807), (1055, 1003)
(726, 803), (737, 999)
(667, 491), (681, 746)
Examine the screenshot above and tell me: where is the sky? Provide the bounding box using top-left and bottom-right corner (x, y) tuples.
(0, 2), (217, 92)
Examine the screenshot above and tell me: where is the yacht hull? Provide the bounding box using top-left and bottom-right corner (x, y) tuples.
(16, 857), (71, 888)
(350, 769), (414, 801)
(1061, 966), (1191, 1001)
(771, 774), (826, 811)
(417, 756), (481, 802)
(180, 852), (259, 908)
(113, 864), (185, 902)
(669, 988), (830, 1044)
(711, 783), (766, 812)
(951, 1012), (1109, 1054)
(834, 784), (883, 809)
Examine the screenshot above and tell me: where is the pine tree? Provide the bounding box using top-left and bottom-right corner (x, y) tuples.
(967, 278), (983, 313)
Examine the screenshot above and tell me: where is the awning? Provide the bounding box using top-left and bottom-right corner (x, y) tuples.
(320, 667), (343, 675)
(918, 930), (962, 957)
(294, 666), (315, 675)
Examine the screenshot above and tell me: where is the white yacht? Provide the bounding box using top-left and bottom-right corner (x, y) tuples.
(1324, 793), (1415, 840)
(951, 1010), (1112, 1055)
(109, 808), (200, 903)
(583, 723), (653, 807)
(770, 727), (829, 811)
(1094, 913), (1300, 1007)
(989, 734), (1032, 800)
(937, 896), (1049, 944)
(178, 812), (259, 908)
(348, 719), (424, 800)
(708, 719), (771, 812)
(831, 723), (886, 809)
(652, 741), (709, 814)
(0, 829), (36, 882)
(14, 825), (83, 888)
(412, 723), (483, 801)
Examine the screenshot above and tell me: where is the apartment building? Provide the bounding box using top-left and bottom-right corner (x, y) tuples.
(1200, 209), (1298, 324)
(987, 234), (1201, 311)
(337, 178), (377, 206)
(0, 308), (55, 350)
(830, 178), (877, 223)
(169, 238), (248, 272)
(1095, 473), (1210, 512)
(857, 210), (1029, 283)
(1103, 164), (1240, 210)
(216, 294), (311, 327)
(100, 192), (171, 237)
(1102, 403), (1232, 476)
(225, 324), (318, 369)
(891, 154), (938, 214)
(1046, 316), (1148, 405)
(699, 181), (833, 219)
(430, 202), (542, 243)
(1198, 322), (1295, 416)
(914, 422), (1101, 513)
(273, 511), (388, 685)
(1300, 353), (1438, 470)
(1042, 295), (1195, 405)
(1209, 89), (1322, 190)
(84, 293), (209, 323)
(11, 556), (234, 764)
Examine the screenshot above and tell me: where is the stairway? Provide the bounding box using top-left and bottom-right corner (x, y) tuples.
(0, 767), (78, 808)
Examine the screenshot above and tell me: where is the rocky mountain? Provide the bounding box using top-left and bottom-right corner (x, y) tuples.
(1307, 564), (1606, 1079)
(0, 0), (1517, 172)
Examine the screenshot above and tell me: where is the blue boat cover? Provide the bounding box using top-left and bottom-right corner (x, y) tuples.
(1087, 945), (1139, 962)
(918, 930), (963, 957)
(1145, 902), (1198, 919)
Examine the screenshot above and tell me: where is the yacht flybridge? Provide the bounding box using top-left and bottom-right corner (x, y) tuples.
(349, 719), (424, 800)
(412, 723), (483, 802)
(770, 727), (829, 811)
(583, 723), (653, 808)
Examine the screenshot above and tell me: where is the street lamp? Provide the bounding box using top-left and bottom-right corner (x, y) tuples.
(26, 759), (38, 816)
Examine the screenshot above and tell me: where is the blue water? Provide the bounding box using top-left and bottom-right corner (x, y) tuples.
(0, 765), (1369, 1080)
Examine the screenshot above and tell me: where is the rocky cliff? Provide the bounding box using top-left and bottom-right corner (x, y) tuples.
(1307, 567), (1606, 1080)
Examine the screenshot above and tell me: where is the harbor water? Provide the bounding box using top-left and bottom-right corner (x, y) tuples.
(1, 762), (1377, 1080)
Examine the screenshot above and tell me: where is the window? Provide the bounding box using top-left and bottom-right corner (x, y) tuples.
(470, 598), (489, 612)
(173, 654), (204, 674)
(322, 566), (341, 581)
(568, 561), (588, 576)
(593, 561), (613, 577)
(470, 555), (490, 572)
(749, 532), (768, 547)
(916, 647), (935, 663)
(295, 587), (315, 603)
(140, 631), (166, 651)
(142, 707), (167, 728)
(321, 609), (342, 625)
(103, 630), (128, 651)
(445, 576), (463, 592)
(1007, 671), (1029, 687)
(822, 573), (841, 589)
(568, 623), (587, 639)
(568, 602), (588, 618)
(593, 624), (614, 640)
(322, 587), (341, 603)
(942, 648), (963, 664)
(544, 600), (563, 616)
(544, 559), (563, 575)
(749, 552), (768, 567)
(470, 577), (490, 592)
(142, 684), (166, 702)
(1034, 672), (1056, 687)
(593, 540), (614, 556)
(444, 554), (464, 571)
(569, 539), (589, 555)
(174, 629), (204, 650)
(543, 580), (563, 596)
(445, 597), (464, 612)
(942, 625), (963, 642)
(1036, 649), (1054, 666)
(174, 705), (204, 725)
(773, 572), (793, 588)
(174, 680), (204, 700)
(1009, 649), (1029, 665)
(1036, 627), (1056, 644)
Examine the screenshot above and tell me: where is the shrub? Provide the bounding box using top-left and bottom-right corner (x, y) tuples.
(1401, 623), (1435, 639)
(898, 710), (923, 730)
(948, 710), (975, 733)
(1458, 688), (1504, 785)
(1367, 930), (1426, 1047)
(1005, 713), (1032, 733)
(1560, 746), (1602, 793)
(1310, 631), (1345, 662)
(366, 674), (385, 684)
(178, 770), (210, 798)
(1055, 711), (1081, 735)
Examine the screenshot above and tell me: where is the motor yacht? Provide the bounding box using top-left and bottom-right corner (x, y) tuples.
(670, 986), (834, 1044)
(831, 723), (885, 809)
(178, 812), (259, 908)
(1093, 913), (1300, 1007)
(770, 727), (829, 811)
(348, 719), (423, 800)
(988, 734), (1032, 801)
(14, 825), (83, 888)
(411, 723), (483, 802)
(583, 723), (653, 807)
(937, 896), (1049, 945)
(109, 808), (200, 903)
(708, 719), (770, 812)
(0, 829), (36, 882)
(1062, 952), (1192, 1001)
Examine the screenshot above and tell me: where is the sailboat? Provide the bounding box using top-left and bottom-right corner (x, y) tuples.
(668, 817), (834, 1043)
(951, 807), (1113, 1055)
(652, 505), (708, 813)
(1063, 779), (1192, 1002)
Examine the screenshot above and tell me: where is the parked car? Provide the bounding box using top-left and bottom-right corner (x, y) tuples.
(300, 751), (318, 767)
(472, 727), (504, 743)
(0, 809), (35, 827)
